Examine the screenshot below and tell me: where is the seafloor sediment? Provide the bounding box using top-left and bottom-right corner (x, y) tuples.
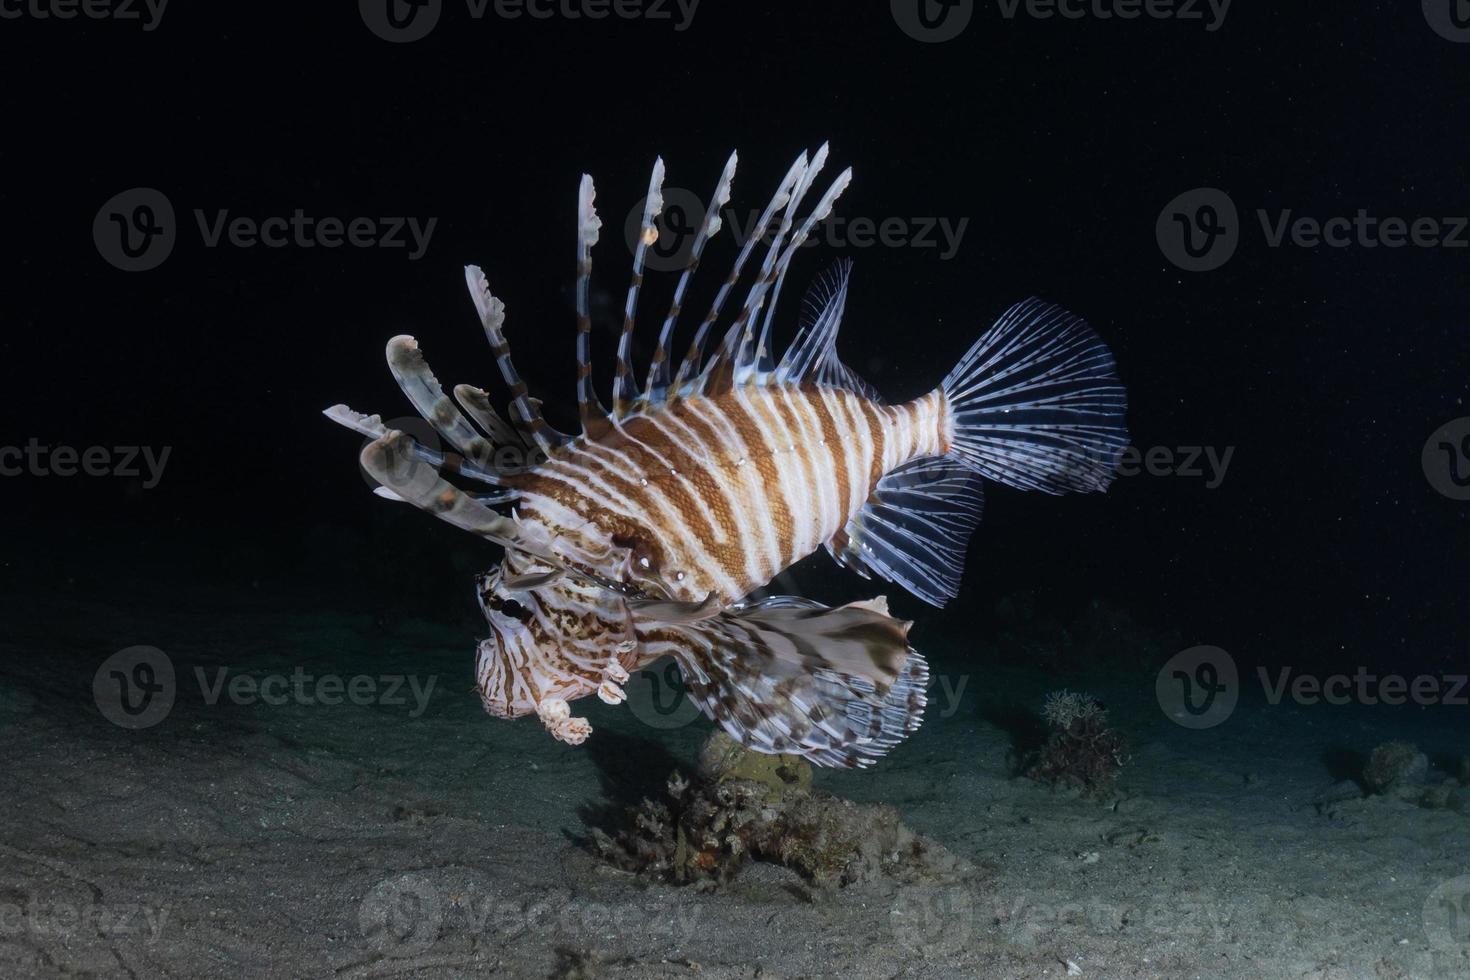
(2, 588), (1466, 980)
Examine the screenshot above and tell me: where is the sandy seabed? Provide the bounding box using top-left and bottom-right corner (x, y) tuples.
(2, 590), (1467, 980)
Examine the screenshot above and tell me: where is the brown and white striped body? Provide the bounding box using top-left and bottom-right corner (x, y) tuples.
(330, 143), (1128, 766)
(509, 386), (948, 604)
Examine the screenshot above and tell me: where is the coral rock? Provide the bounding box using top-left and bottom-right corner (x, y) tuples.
(1363, 741), (1428, 795)
(697, 730), (813, 795)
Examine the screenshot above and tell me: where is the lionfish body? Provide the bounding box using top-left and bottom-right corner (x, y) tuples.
(328, 145), (1129, 767)
(513, 383), (948, 605)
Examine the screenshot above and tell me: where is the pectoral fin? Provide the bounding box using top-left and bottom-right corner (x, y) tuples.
(651, 595), (929, 768)
(627, 591), (725, 623)
(500, 569), (566, 591)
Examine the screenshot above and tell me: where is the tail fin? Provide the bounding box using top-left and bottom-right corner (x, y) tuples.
(941, 298), (1128, 494)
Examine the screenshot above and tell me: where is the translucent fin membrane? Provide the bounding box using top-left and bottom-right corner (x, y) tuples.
(671, 150), (808, 397)
(575, 174), (604, 431)
(941, 298), (1129, 494)
(640, 150), (738, 408)
(322, 404), (520, 488)
(645, 595), (928, 768)
(465, 265), (571, 455)
(827, 458), (984, 608)
(613, 158), (665, 417)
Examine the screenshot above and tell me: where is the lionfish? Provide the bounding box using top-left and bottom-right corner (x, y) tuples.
(325, 144), (1128, 767)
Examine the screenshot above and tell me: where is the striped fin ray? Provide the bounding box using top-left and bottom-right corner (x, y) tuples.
(322, 404), (522, 490)
(941, 298), (1129, 493)
(670, 150), (809, 398)
(752, 164), (853, 379)
(465, 265), (571, 456)
(647, 595), (928, 768)
(772, 259), (878, 398)
(374, 485), (519, 507)
(385, 335), (497, 465)
(358, 429), (561, 558)
(453, 383), (526, 449)
(575, 173), (606, 432)
(613, 157), (666, 417)
(718, 143), (829, 383)
(639, 150), (738, 409)
(827, 458), (984, 608)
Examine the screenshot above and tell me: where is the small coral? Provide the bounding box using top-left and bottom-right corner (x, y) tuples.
(1041, 689), (1104, 729)
(1362, 741), (1428, 795)
(594, 734), (968, 888)
(1025, 690), (1127, 795)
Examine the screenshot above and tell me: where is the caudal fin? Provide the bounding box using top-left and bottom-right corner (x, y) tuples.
(941, 298), (1128, 494)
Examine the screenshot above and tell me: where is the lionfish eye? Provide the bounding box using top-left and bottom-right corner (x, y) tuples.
(498, 598), (529, 621)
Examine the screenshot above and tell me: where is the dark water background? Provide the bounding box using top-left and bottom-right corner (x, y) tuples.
(4, 1), (1467, 685)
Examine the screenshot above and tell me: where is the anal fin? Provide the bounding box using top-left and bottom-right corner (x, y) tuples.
(826, 457), (984, 608)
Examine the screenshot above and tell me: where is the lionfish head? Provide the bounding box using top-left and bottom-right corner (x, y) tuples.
(471, 565), (636, 720)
